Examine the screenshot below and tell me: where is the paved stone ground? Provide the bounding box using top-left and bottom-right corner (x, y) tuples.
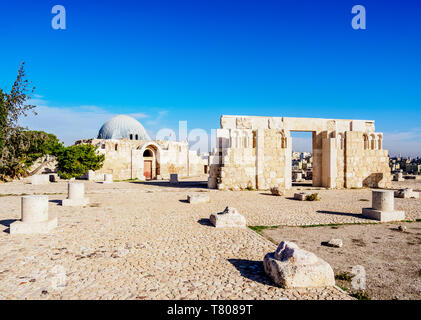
(1, 177), (418, 300)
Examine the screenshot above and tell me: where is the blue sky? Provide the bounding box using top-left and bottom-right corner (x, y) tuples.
(0, 0), (420, 155)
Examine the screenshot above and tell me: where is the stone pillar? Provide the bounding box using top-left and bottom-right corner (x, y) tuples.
(312, 132), (323, 187)
(10, 196), (57, 234)
(87, 170), (96, 181)
(31, 175), (50, 185)
(321, 133), (337, 189)
(62, 183), (89, 206)
(69, 183), (84, 199)
(284, 136), (292, 189)
(372, 190), (394, 211)
(21, 196), (49, 223)
(104, 174), (113, 184)
(255, 129), (265, 189)
(170, 174), (179, 184)
(362, 190), (405, 222)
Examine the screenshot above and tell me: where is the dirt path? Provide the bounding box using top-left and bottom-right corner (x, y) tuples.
(261, 222), (421, 300)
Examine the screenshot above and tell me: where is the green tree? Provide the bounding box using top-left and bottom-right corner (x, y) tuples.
(56, 144), (105, 179)
(0, 63), (38, 180)
(0, 89), (6, 154)
(0, 130), (64, 179)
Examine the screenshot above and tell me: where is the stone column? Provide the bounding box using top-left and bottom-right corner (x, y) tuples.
(62, 183), (89, 206)
(10, 196), (57, 234)
(284, 135), (292, 189)
(362, 190), (405, 222)
(21, 196), (49, 223)
(255, 129), (265, 189)
(31, 175), (50, 185)
(104, 174), (113, 184)
(321, 133), (337, 189)
(312, 131), (323, 187)
(372, 190), (394, 211)
(170, 174), (179, 184)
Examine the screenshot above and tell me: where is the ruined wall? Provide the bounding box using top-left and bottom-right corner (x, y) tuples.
(258, 129), (291, 190)
(344, 131), (391, 188)
(76, 139), (206, 181)
(209, 115), (391, 190)
(209, 128), (257, 190)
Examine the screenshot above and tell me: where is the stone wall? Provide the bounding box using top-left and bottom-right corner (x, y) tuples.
(209, 115), (391, 190)
(75, 139), (206, 181)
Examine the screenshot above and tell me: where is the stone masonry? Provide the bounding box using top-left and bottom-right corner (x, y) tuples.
(209, 116), (391, 190)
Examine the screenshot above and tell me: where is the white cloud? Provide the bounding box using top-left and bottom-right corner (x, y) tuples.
(18, 99), (163, 146)
(128, 112), (149, 119)
(19, 105), (115, 146)
(146, 110), (168, 126)
(383, 128), (421, 157)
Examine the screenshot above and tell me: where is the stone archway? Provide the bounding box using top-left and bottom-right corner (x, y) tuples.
(138, 143), (160, 180)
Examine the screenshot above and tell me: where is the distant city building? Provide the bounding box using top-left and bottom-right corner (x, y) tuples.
(389, 156), (421, 175)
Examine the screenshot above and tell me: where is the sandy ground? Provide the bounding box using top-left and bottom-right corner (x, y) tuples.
(261, 222), (421, 300)
(0, 176), (419, 300)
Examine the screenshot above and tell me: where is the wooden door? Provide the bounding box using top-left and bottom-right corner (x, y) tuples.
(144, 160), (153, 180)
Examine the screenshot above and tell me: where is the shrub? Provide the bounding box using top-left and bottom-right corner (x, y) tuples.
(0, 130), (63, 179)
(350, 290), (371, 300)
(335, 272), (354, 282)
(56, 144), (104, 179)
(305, 193), (320, 201)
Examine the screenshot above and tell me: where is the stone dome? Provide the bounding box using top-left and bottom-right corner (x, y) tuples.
(98, 115), (151, 140)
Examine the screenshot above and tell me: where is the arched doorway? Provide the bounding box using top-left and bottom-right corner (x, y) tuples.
(140, 143), (161, 180)
(143, 148), (154, 180)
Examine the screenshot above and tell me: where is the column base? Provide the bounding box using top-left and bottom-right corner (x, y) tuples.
(10, 217), (58, 234)
(61, 198), (89, 207)
(362, 208), (405, 222)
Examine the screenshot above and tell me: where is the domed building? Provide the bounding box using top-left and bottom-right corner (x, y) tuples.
(97, 115), (151, 140)
(75, 114), (207, 181)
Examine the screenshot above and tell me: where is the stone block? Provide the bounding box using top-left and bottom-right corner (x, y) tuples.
(362, 208), (405, 222)
(187, 194), (210, 204)
(10, 196), (57, 235)
(294, 192), (309, 201)
(372, 190), (394, 211)
(103, 174), (113, 184)
(170, 174), (179, 184)
(394, 188), (419, 199)
(10, 217), (58, 234)
(270, 187), (284, 196)
(61, 198), (89, 206)
(61, 183), (89, 207)
(31, 175), (50, 185)
(209, 207), (246, 228)
(326, 239), (343, 248)
(49, 174), (60, 182)
(263, 241), (335, 288)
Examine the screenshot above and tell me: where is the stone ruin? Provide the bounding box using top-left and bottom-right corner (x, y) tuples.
(208, 115), (391, 190)
(294, 192), (309, 201)
(61, 182), (89, 207)
(187, 193), (210, 204)
(394, 188), (419, 199)
(103, 174), (113, 184)
(263, 241), (335, 288)
(10, 196), (57, 234)
(362, 190), (405, 222)
(209, 207), (246, 228)
(393, 172), (404, 182)
(170, 174), (179, 184)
